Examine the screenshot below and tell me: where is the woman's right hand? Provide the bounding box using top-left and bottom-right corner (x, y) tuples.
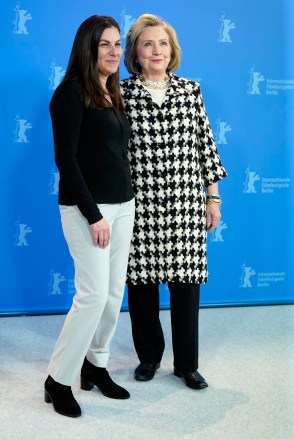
(90, 218), (110, 248)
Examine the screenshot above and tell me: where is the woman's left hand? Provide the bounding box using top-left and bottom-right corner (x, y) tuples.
(206, 203), (221, 232)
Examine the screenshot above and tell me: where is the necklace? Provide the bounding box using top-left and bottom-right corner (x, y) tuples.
(139, 75), (170, 90)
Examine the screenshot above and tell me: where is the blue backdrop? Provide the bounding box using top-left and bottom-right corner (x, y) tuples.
(1, 0), (293, 315)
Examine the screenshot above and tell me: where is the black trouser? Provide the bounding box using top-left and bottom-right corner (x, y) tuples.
(128, 282), (200, 374)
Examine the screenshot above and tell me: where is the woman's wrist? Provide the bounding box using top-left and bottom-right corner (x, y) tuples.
(206, 193), (222, 206)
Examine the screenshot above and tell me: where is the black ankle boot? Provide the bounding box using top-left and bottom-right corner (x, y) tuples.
(81, 357), (130, 399)
(44, 375), (81, 417)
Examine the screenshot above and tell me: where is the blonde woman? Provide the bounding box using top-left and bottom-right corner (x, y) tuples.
(121, 14), (227, 389)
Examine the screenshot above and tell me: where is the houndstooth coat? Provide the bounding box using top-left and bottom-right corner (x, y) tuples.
(120, 74), (227, 285)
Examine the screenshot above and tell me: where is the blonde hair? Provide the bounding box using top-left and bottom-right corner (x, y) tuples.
(124, 14), (181, 75)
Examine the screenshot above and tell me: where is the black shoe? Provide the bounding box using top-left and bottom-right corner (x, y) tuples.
(81, 357), (130, 400)
(174, 368), (208, 390)
(44, 375), (81, 417)
(134, 363), (160, 381)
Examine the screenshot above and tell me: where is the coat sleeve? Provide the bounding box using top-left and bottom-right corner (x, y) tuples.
(194, 83), (227, 187)
(50, 81), (103, 224)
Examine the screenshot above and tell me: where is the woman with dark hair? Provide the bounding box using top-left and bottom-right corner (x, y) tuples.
(121, 14), (227, 389)
(45, 15), (135, 417)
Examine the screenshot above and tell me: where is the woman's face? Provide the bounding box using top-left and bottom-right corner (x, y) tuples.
(136, 26), (171, 78)
(97, 27), (123, 79)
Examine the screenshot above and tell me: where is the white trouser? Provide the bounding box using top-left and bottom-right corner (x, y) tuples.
(47, 198), (135, 385)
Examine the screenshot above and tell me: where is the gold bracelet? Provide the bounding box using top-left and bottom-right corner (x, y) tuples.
(207, 193), (220, 198)
(207, 194), (221, 202)
(207, 198), (222, 206)
(207, 194), (221, 200)
(206, 194), (222, 206)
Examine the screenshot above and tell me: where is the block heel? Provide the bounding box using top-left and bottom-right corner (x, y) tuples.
(44, 389), (52, 403)
(80, 376), (94, 391)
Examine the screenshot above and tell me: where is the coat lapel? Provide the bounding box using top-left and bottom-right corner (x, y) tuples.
(121, 74), (192, 102)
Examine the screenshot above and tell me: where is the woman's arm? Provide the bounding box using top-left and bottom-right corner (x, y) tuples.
(51, 82), (110, 248)
(206, 182), (221, 232)
(50, 82), (103, 225)
(194, 84), (227, 187)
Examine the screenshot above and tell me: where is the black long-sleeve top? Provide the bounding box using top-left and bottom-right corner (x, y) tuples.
(50, 80), (134, 224)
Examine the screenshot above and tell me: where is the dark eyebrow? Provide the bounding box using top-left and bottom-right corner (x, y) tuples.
(99, 39), (121, 43)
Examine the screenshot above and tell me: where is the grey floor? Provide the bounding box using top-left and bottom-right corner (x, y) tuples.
(1, 305), (294, 439)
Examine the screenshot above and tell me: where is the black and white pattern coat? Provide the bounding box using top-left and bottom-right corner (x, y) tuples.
(120, 74), (227, 285)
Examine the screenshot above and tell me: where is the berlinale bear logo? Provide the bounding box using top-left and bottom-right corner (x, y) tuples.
(243, 167), (260, 193)
(218, 13), (236, 43)
(248, 67), (265, 95)
(120, 8), (136, 39)
(48, 270), (66, 295)
(13, 2), (32, 35)
(14, 219), (32, 246)
(240, 264), (256, 288)
(14, 114), (32, 143)
(49, 60), (66, 90)
(215, 118), (231, 144)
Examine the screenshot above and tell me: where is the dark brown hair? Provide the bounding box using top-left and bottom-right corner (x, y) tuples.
(62, 15), (123, 110)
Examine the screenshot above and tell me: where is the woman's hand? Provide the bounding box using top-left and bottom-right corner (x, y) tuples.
(90, 218), (110, 248)
(206, 203), (221, 232)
